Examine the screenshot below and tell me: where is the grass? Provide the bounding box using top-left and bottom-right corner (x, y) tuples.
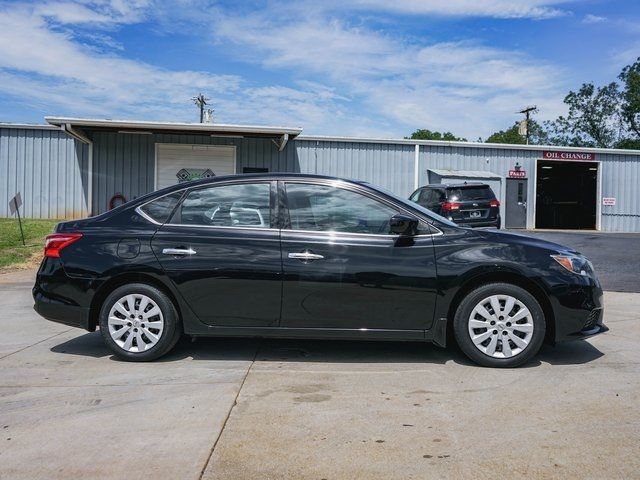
(0, 218), (60, 270)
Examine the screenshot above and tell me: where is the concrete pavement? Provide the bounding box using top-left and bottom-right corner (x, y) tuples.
(1, 270), (639, 479)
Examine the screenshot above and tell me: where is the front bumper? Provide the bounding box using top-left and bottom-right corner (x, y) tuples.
(550, 277), (607, 343)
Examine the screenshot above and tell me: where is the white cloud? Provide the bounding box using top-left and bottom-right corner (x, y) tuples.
(211, 12), (568, 137)
(582, 14), (607, 24)
(0, 0), (572, 138)
(36, 0), (152, 25)
(346, 0), (572, 19)
(0, 2), (347, 129)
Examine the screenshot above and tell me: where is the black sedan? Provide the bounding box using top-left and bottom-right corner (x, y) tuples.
(33, 174), (607, 367)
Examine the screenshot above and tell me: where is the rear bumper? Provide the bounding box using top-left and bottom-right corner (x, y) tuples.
(33, 284), (93, 330)
(458, 220), (500, 228)
(454, 214), (501, 229)
(32, 258), (96, 331)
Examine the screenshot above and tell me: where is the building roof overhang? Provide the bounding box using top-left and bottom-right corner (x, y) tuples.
(45, 116), (303, 151)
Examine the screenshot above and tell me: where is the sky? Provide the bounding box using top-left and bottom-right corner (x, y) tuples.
(0, 0), (639, 139)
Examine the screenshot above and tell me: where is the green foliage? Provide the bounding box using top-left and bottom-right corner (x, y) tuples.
(407, 129), (466, 141)
(619, 58), (640, 139)
(544, 83), (621, 148)
(616, 138), (640, 150)
(485, 120), (548, 145)
(486, 124), (525, 144)
(0, 218), (59, 269)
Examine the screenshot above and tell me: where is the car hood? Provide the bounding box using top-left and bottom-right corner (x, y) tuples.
(467, 229), (580, 255)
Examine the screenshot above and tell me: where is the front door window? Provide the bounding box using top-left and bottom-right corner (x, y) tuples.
(285, 183), (398, 235)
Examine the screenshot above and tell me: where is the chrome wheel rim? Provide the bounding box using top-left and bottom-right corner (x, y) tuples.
(107, 294), (164, 353)
(468, 294), (534, 359)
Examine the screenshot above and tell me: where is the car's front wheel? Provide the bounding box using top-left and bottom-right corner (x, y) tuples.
(99, 283), (181, 361)
(453, 282), (546, 368)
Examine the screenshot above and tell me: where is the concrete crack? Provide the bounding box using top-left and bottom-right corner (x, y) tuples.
(198, 341), (261, 480)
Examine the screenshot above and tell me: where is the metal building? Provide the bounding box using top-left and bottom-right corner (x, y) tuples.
(2, 116), (640, 232)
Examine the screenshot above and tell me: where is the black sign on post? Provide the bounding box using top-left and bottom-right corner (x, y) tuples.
(9, 192), (25, 246)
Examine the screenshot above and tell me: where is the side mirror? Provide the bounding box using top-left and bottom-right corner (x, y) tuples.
(389, 213), (419, 236)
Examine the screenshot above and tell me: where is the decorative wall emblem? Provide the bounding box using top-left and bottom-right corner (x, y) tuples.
(176, 168), (215, 183)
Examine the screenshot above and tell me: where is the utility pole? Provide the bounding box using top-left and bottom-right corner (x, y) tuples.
(517, 105), (538, 144)
(192, 93), (210, 123)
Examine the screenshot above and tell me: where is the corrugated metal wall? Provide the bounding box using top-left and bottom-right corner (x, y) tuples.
(0, 127), (89, 219)
(296, 140), (415, 196)
(599, 153), (640, 232)
(3, 126), (640, 232)
(90, 134), (415, 215)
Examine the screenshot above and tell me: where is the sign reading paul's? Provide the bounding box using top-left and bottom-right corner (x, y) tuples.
(176, 168), (215, 183)
(542, 151), (596, 161)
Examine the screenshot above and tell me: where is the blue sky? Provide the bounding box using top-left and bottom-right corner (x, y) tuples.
(0, 0), (639, 138)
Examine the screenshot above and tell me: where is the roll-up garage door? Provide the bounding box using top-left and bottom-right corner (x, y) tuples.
(155, 144), (236, 189)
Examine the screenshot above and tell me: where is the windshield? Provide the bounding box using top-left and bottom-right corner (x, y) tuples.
(364, 182), (458, 227)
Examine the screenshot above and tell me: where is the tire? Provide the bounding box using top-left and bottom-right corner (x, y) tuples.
(453, 282), (546, 368)
(99, 283), (181, 361)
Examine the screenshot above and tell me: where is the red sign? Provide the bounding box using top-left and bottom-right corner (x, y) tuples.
(508, 169), (527, 178)
(543, 151), (596, 161)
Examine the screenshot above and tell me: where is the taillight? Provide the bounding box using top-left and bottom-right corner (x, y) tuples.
(44, 233), (83, 258)
(441, 202), (461, 212)
(489, 200), (500, 208)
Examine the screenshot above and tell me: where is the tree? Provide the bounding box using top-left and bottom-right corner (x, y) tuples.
(485, 120), (548, 145)
(545, 83), (620, 148)
(407, 129), (466, 141)
(619, 57), (640, 139)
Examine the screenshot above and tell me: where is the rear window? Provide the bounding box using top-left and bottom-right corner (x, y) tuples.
(448, 186), (495, 202)
(139, 191), (183, 223)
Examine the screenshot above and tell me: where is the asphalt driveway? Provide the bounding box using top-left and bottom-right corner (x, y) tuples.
(1, 269), (639, 479)
(509, 230), (640, 293)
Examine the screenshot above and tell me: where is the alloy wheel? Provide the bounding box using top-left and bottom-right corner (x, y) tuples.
(107, 293), (164, 353)
(467, 294), (534, 359)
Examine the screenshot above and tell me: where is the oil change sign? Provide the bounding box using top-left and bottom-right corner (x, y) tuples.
(602, 197), (616, 206)
(543, 151), (596, 161)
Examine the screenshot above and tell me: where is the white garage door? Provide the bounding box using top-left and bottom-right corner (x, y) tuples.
(155, 144), (236, 189)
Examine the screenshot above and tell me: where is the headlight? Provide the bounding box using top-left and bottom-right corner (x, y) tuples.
(551, 254), (594, 276)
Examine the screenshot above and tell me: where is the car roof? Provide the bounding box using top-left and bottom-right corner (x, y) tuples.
(421, 182), (490, 189)
(171, 172), (366, 187)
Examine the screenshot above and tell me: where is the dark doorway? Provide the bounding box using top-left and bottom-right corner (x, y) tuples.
(505, 178), (528, 228)
(535, 160), (598, 229)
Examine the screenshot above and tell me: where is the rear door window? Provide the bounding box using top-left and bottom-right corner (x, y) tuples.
(174, 182), (271, 228)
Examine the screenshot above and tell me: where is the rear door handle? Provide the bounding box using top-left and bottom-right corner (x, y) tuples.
(162, 248), (196, 256)
(288, 251), (324, 261)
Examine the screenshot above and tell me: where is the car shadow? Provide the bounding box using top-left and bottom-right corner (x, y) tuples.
(50, 332), (604, 367)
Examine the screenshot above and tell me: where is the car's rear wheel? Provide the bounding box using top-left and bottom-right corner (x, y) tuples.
(453, 282), (546, 368)
(99, 283), (181, 361)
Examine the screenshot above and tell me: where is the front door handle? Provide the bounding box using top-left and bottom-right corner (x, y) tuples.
(288, 251), (324, 262)
(162, 248), (197, 256)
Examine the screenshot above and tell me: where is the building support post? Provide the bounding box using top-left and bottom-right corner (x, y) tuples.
(87, 140), (93, 216)
(414, 144), (420, 190)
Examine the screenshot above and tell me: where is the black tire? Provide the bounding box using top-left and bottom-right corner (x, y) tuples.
(99, 283), (181, 361)
(453, 282), (546, 368)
